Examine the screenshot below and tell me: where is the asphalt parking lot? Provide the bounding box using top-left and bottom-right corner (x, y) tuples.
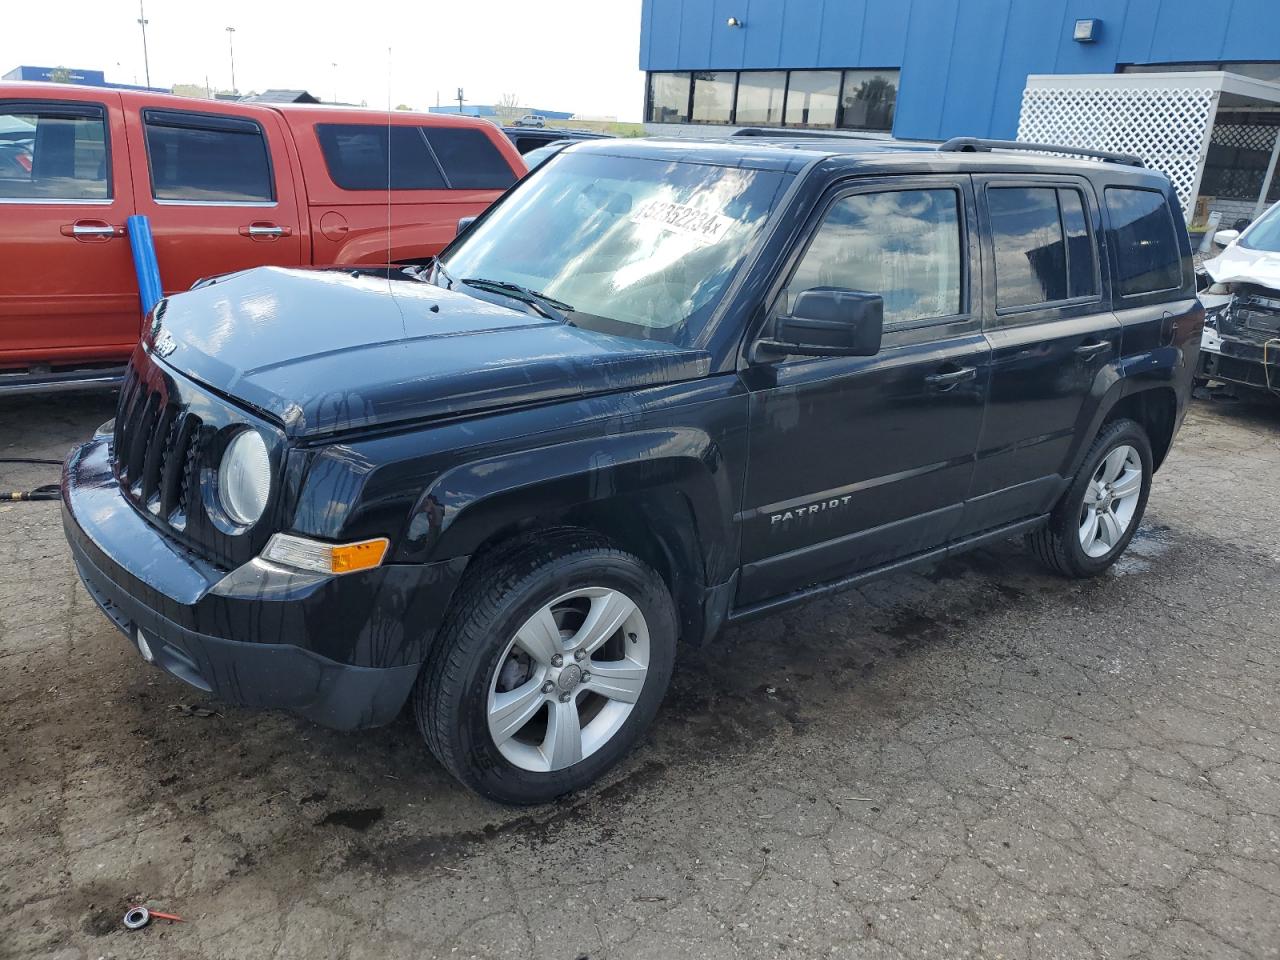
(2, 391), (1278, 960)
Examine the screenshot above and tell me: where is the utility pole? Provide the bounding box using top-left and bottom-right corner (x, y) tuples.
(225, 26), (237, 94)
(456, 87), (465, 114)
(136, 0), (151, 88)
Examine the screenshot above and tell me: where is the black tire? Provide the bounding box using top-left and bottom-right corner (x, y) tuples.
(1025, 417), (1153, 578)
(414, 530), (677, 804)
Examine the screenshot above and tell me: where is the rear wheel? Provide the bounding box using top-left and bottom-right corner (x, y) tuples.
(1026, 418), (1152, 578)
(415, 532), (676, 804)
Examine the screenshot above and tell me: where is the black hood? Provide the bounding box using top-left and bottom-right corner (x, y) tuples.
(146, 267), (711, 437)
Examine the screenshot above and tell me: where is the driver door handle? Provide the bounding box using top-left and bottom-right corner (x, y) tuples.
(1073, 339), (1111, 359)
(925, 366), (977, 388)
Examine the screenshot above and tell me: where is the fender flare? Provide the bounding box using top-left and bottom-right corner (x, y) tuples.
(401, 427), (736, 585)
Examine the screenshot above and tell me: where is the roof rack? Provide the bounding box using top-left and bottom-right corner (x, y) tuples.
(937, 137), (1145, 168)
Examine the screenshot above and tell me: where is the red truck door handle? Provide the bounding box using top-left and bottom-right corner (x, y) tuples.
(61, 219), (123, 241)
(240, 222), (291, 240)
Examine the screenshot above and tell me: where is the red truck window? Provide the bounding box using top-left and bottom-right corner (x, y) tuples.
(423, 128), (516, 189)
(142, 109), (274, 203)
(315, 123), (516, 192)
(315, 124), (447, 190)
(0, 100), (109, 200)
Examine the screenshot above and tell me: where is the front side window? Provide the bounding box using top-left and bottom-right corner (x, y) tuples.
(440, 153), (793, 345)
(144, 111), (272, 202)
(839, 70), (897, 132)
(691, 72), (736, 124)
(0, 102), (108, 200)
(1105, 187), (1183, 296)
(316, 124), (446, 190)
(989, 186), (1098, 309)
(784, 71), (840, 128)
(785, 188), (963, 328)
(647, 72), (691, 124)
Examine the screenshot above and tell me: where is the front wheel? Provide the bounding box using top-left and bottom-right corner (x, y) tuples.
(1026, 418), (1153, 578)
(414, 532), (676, 804)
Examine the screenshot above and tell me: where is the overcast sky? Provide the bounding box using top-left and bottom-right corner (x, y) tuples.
(3, 0), (646, 120)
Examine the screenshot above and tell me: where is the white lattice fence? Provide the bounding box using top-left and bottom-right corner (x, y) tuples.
(1018, 84), (1216, 219)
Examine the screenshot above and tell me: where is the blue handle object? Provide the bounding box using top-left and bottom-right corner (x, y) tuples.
(127, 214), (164, 316)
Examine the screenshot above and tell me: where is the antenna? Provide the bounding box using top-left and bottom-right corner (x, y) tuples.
(387, 46), (393, 272)
(384, 44), (406, 336)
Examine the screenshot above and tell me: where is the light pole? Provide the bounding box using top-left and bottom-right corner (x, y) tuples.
(331, 62), (338, 103)
(136, 0), (151, 88)
(225, 26), (237, 94)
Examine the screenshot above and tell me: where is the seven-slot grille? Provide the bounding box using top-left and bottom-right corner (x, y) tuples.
(111, 364), (204, 526)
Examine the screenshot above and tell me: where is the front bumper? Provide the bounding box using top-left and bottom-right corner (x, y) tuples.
(1197, 332), (1280, 393)
(62, 438), (465, 730)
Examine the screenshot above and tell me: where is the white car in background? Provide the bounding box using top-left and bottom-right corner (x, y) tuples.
(1197, 201), (1280, 397)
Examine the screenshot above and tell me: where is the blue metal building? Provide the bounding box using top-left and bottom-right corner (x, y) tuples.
(639, 0), (1280, 140)
(3, 65), (168, 93)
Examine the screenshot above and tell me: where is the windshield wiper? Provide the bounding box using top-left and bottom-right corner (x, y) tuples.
(461, 277), (575, 324)
(432, 259), (456, 289)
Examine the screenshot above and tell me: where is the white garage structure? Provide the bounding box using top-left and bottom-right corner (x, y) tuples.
(1017, 72), (1280, 228)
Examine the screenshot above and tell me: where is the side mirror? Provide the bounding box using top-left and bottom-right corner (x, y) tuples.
(456, 215), (478, 237)
(756, 288), (884, 359)
(1214, 228), (1240, 247)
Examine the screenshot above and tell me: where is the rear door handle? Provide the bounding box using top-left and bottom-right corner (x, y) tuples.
(239, 222), (291, 239)
(925, 366), (977, 388)
(1073, 340), (1111, 359)
(61, 219), (122, 241)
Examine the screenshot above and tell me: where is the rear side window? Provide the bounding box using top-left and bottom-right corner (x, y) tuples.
(422, 128), (516, 189)
(144, 110), (273, 202)
(786, 188), (963, 329)
(1105, 187), (1183, 296)
(0, 101), (109, 200)
(316, 124), (446, 190)
(988, 186), (1098, 310)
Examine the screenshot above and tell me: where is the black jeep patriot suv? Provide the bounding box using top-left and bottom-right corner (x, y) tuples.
(63, 136), (1203, 803)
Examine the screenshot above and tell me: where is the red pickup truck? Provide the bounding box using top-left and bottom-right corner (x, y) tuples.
(0, 83), (525, 391)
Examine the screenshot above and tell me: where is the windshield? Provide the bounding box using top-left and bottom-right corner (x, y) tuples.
(1240, 202), (1280, 253)
(439, 152), (792, 345)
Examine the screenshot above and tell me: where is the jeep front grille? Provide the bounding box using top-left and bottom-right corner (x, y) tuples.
(112, 364), (204, 526)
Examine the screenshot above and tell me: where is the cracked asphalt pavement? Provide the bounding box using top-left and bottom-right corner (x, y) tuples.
(1, 393), (1278, 960)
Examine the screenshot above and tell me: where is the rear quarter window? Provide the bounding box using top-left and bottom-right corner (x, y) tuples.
(315, 124), (446, 190)
(1105, 186), (1183, 296)
(423, 127), (517, 189)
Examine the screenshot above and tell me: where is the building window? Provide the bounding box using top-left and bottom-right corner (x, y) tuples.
(734, 71), (786, 126)
(647, 72), (691, 124)
(691, 71), (736, 124)
(784, 70), (841, 128)
(647, 68), (898, 132)
(1120, 61), (1280, 83)
(839, 70), (897, 132)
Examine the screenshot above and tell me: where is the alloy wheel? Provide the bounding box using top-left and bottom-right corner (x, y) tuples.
(487, 587), (650, 772)
(1078, 444), (1143, 558)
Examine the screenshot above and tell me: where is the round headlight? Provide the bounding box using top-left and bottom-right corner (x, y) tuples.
(218, 429), (271, 526)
